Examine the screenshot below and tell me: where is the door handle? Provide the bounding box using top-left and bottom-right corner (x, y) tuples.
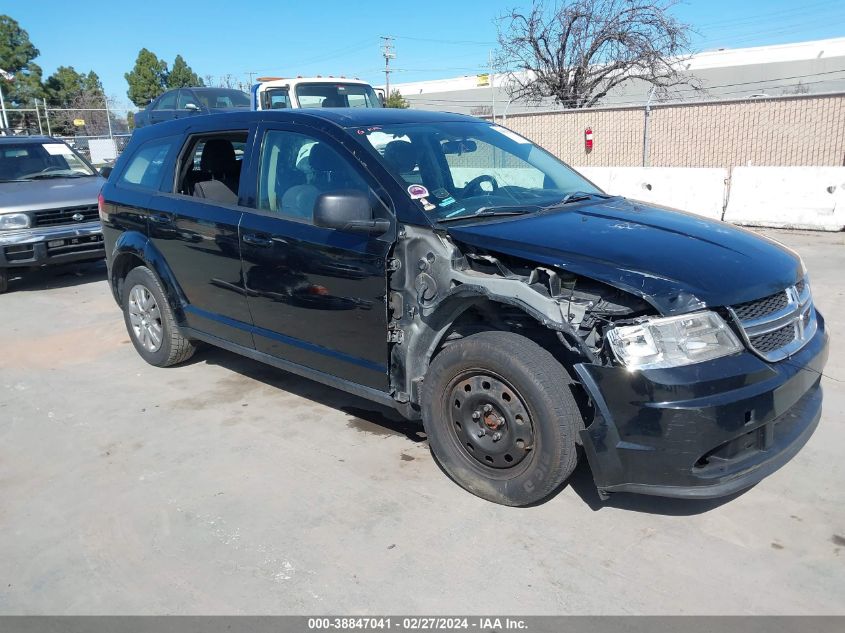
(242, 233), (274, 248)
(149, 213), (172, 225)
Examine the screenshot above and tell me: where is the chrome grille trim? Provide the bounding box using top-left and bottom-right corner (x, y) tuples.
(728, 279), (816, 362)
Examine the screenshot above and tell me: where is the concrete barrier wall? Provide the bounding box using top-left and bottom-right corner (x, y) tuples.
(575, 167), (728, 220)
(723, 167), (845, 232)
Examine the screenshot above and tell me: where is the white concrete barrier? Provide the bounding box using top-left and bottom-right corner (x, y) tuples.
(723, 167), (845, 232)
(575, 167), (729, 220)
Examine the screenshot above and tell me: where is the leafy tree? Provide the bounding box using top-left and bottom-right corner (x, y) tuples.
(496, 0), (695, 108)
(167, 54), (203, 88)
(0, 15), (38, 75)
(385, 89), (409, 108)
(124, 48), (168, 107)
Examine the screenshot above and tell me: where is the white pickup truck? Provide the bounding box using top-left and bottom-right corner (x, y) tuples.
(251, 77), (383, 110)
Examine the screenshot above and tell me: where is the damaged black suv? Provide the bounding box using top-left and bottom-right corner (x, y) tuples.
(100, 109), (829, 506)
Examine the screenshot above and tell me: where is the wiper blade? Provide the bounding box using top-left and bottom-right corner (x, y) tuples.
(542, 191), (612, 209)
(0, 178), (33, 182)
(438, 205), (538, 223)
(26, 172), (85, 179)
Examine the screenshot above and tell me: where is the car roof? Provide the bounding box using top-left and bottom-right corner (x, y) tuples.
(144, 107), (478, 132)
(0, 135), (64, 144)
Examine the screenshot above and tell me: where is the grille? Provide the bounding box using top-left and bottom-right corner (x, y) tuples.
(749, 324), (796, 354)
(732, 291), (789, 321)
(730, 279), (815, 362)
(33, 205), (99, 227)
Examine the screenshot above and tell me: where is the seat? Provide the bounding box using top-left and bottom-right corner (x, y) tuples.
(193, 139), (240, 200)
(382, 140), (421, 184)
(321, 94), (345, 107)
(194, 179), (238, 204)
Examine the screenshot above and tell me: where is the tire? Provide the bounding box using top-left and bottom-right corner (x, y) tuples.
(421, 331), (580, 506)
(0, 269), (8, 294)
(122, 266), (195, 367)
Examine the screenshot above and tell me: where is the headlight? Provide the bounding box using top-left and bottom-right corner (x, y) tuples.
(0, 213), (31, 230)
(606, 311), (743, 370)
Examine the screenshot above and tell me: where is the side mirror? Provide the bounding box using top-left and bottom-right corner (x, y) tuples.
(99, 166), (113, 178)
(185, 103), (201, 112)
(313, 190), (389, 234)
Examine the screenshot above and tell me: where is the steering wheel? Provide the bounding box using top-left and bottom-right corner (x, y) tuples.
(462, 174), (499, 197)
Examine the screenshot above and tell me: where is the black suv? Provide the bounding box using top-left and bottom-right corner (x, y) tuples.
(100, 109), (829, 506)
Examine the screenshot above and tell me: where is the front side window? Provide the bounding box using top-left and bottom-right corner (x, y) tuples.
(359, 121), (600, 222)
(257, 130), (369, 222)
(119, 138), (175, 189)
(295, 83), (381, 108)
(177, 90), (198, 109)
(154, 91), (177, 110)
(262, 88), (291, 110)
(0, 142), (96, 181)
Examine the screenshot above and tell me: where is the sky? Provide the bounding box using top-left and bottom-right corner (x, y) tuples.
(2, 0), (844, 111)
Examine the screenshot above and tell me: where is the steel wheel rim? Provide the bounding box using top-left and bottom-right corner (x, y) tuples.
(128, 284), (163, 353)
(447, 371), (536, 470)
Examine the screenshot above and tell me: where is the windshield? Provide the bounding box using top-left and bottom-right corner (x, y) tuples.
(0, 142), (96, 181)
(358, 121), (601, 222)
(194, 88), (251, 110)
(295, 83), (382, 108)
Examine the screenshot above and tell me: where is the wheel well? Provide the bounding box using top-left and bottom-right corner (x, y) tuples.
(428, 300), (594, 432)
(112, 252), (146, 302)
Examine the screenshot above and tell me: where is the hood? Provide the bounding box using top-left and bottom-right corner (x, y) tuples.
(0, 176), (105, 214)
(445, 198), (803, 315)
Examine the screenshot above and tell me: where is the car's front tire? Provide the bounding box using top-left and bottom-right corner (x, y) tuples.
(122, 266), (195, 367)
(0, 269), (8, 294)
(421, 331), (580, 506)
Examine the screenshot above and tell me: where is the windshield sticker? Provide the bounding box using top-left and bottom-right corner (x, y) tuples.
(407, 184), (429, 200)
(444, 207), (467, 218)
(421, 198), (436, 211)
(438, 196), (456, 207)
(490, 125), (531, 144)
(43, 143), (73, 155)
(431, 187), (450, 199)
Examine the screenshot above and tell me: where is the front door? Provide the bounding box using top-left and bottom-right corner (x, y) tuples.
(239, 125), (394, 390)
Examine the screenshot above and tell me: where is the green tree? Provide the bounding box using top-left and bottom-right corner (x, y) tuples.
(166, 54), (203, 88)
(385, 89), (409, 108)
(0, 15), (38, 75)
(124, 48), (168, 107)
(45, 66), (85, 105)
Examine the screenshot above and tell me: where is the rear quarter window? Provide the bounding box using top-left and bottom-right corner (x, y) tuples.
(118, 136), (178, 190)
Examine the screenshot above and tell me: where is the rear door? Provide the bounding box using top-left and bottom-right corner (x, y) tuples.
(145, 125), (255, 347)
(238, 123), (395, 390)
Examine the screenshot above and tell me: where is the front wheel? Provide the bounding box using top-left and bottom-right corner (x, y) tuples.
(421, 331), (581, 506)
(0, 269), (8, 293)
(122, 266), (195, 367)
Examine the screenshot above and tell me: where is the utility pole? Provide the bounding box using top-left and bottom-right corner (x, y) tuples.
(381, 36), (396, 98)
(488, 50), (496, 124)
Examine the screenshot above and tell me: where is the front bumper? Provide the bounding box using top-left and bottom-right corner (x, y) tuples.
(575, 312), (829, 499)
(0, 222), (104, 269)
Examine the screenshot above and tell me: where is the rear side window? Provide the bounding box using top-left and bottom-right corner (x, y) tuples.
(154, 92), (177, 110)
(119, 137), (175, 189)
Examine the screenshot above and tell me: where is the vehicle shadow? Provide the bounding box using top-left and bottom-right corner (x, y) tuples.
(563, 455), (751, 515)
(186, 345), (749, 514)
(192, 345), (427, 444)
(6, 260), (107, 293)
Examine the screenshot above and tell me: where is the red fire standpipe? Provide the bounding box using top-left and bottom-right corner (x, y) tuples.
(585, 127), (594, 151)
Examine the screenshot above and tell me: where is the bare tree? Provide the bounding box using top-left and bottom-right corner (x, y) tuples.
(496, 0), (697, 109)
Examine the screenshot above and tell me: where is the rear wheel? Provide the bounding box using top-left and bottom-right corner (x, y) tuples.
(122, 266), (195, 367)
(421, 331), (580, 506)
(0, 269), (7, 294)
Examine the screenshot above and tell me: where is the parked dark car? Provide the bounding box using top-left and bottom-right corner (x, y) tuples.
(0, 135), (106, 293)
(99, 109), (828, 506)
(133, 87), (251, 128)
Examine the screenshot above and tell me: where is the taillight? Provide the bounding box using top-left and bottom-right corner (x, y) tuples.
(98, 191), (105, 219)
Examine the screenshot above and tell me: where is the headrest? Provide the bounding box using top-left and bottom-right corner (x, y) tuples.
(383, 140), (419, 174)
(308, 143), (342, 172)
(200, 139), (237, 177)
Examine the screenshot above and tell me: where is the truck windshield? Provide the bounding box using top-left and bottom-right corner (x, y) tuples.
(295, 83), (382, 108)
(0, 142), (96, 181)
(359, 121), (601, 222)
